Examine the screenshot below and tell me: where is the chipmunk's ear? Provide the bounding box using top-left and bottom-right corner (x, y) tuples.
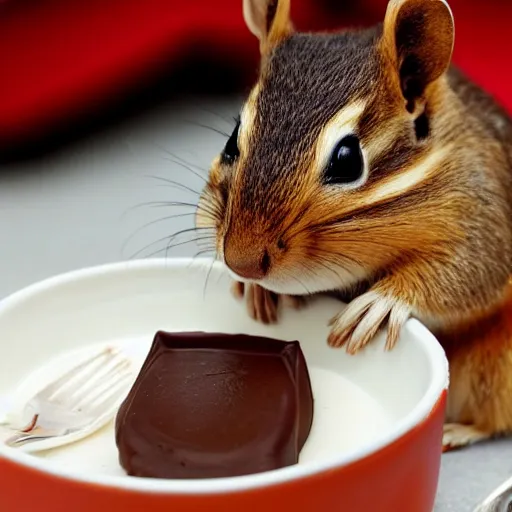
(381, 0), (454, 112)
(243, 0), (293, 53)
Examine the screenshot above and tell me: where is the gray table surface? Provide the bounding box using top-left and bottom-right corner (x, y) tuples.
(1, 97), (511, 511)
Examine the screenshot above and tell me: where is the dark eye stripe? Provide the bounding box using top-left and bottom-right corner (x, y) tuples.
(221, 117), (241, 166)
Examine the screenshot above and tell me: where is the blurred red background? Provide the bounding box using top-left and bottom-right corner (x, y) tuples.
(0, 0), (510, 156)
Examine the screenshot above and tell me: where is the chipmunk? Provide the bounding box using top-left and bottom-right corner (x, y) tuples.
(196, 0), (512, 451)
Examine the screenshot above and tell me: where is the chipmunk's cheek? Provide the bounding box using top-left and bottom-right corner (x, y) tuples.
(327, 291), (411, 353)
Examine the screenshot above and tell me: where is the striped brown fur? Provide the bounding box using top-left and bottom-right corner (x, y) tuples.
(196, 0), (512, 450)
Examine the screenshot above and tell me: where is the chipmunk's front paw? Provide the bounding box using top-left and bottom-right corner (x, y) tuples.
(442, 423), (491, 452)
(231, 281), (306, 325)
(328, 291), (411, 354)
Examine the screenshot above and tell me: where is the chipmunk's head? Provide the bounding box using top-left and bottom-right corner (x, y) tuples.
(197, 0), (455, 295)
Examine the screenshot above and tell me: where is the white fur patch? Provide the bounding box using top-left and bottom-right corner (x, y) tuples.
(238, 84), (260, 155)
(258, 264), (366, 295)
(362, 145), (452, 206)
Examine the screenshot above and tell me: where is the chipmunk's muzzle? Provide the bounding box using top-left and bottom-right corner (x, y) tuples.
(223, 232), (270, 281)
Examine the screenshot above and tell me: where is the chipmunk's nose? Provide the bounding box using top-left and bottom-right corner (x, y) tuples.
(224, 237), (270, 280)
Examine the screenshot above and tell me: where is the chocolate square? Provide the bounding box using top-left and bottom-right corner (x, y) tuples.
(115, 331), (314, 479)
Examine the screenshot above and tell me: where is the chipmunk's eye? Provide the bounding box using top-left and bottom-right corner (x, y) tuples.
(221, 118), (241, 165)
(324, 135), (364, 185)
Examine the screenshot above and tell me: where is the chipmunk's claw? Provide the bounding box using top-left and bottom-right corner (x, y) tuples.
(231, 280), (245, 300)
(231, 282), (306, 325)
(442, 423), (491, 452)
(328, 291), (410, 354)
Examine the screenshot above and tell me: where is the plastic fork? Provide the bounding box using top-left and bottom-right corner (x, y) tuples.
(3, 347), (132, 450)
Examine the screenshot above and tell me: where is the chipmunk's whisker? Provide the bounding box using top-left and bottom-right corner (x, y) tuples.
(124, 201), (200, 215)
(153, 144), (209, 182)
(281, 268), (312, 295)
(183, 120), (231, 139)
(164, 228), (216, 258)
(145, 175), (202, 196)
(308, 246), (361, 268)
(203, 255), (219, 299)
(196, 107), (240, 127)
(198, 197), (223, 216)
(188, 249), (217, 268)
(162, 157), (210, 186)
(310, 257), (347, 283)
(128, 228), (214, 260)
(122, 212), (207, 257)
(141, 236), (216, 260)
(126, 200), (221, 225)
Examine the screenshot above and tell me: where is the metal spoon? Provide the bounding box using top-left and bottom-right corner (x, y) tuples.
(474, 475), (512, 511)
